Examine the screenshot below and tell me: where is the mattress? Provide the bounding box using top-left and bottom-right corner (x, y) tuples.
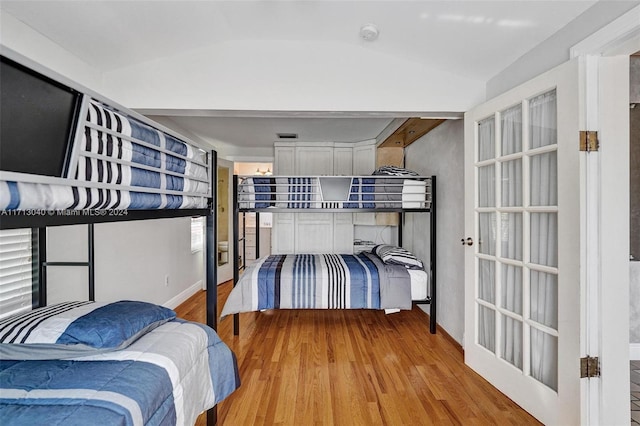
(237, 176), (430, 210)
(0, 100), (210, 212)
(0, 315), (240, 426)
(220, 252), (415, 317)
(409, 269), (429, 301)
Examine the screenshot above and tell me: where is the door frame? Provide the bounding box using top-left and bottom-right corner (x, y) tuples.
(216, 158), (235, 284)
(570, 5), (640, 425)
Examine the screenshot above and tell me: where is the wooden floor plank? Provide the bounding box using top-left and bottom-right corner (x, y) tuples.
(177, 282), (541, 426)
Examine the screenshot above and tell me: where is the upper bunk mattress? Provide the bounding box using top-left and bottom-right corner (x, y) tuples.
(237, 175), (431, 210)
(1, 100), (210, 211)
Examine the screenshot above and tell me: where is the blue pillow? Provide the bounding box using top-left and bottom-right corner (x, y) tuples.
(0, 301), (176, 360)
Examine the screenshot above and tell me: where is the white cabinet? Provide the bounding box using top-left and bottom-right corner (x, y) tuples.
(295, 213), (333, 253)
(245, 232), (257, 260)
(273, 213), (294, 254)
(273, 145), (296, 254)
(333, 144), (354, 250)
(333, 146), (353, 176)
(353, 141), (377, 225)
(272, 141), (375, 254)
(274, 146), (295, 175)
(295, 146), (333, 175)
(353, 142), (376, 175)
(334, 213), (354, 253)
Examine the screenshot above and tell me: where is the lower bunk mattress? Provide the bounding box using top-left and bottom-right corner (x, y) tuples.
(0, 312), (240, 426)
(220, 252), (429, 317)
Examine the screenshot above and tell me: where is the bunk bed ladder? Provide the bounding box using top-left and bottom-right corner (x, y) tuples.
(37, 224), (95, 306)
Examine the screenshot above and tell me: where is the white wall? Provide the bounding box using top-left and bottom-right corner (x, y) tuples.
(1, 17), (210, 308)
(486, 1), (639, 99)
(404, 120), (465, 343)
(46, 218), (204, 309)
(0, 11), (104, 94)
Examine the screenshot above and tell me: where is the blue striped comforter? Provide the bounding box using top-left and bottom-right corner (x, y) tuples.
(220, 252), (412, 317)
(0, 320), (240, 426)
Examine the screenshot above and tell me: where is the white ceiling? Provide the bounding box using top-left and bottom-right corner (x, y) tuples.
(0, 0), (599, 156)
(146, 115), (395, 147)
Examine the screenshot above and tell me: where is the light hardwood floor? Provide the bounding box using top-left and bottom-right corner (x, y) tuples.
(176, 281), (540, 426)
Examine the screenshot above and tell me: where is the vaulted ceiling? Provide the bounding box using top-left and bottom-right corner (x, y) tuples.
(0, 1), (601, 157)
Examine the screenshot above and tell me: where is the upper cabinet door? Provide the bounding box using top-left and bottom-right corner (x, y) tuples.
(333, 147), (353, 176)
(353, 142), (376, 175)
(274, 145), (295, 175)
(295, 146), (333, 175)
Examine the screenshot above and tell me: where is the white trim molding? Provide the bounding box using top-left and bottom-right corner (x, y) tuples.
(570, 5), (640, 58)
(163, 280), (202, 310)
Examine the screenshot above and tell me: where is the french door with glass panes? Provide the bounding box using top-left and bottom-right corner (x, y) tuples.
(464, 58), (582, 425)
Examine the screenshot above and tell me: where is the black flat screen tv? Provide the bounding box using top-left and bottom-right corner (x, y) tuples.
(1, 56), (81, 177)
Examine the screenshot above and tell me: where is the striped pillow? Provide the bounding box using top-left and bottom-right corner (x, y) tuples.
(0, 301), (176, 360)
(372, 166), (419, 177)
(373, 245), (424, 270)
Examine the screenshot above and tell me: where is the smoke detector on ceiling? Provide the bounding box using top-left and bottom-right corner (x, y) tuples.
(359, 24), (379, 41)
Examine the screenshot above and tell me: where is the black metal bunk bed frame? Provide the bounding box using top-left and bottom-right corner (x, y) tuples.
(0, 47), (221, 426)
(0, 162), (221, 426)
(230, 174), (437, 335)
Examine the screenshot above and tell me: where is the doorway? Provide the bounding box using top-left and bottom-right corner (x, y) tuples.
(233, 162), (273, 267)
(217, 158), (234, 284)
(568, 6), (639, 422)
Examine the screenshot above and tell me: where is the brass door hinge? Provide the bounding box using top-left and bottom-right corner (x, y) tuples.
(580, 356), (600, 378)
(580, 131), (599, 152)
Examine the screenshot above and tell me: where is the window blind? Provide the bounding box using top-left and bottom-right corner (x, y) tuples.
(191, 217), (204, 253)
(0, 229), (34, 319)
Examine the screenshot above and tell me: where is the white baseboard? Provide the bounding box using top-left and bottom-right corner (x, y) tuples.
(630, 343), (640, 360)
(163, 280), (203, 310)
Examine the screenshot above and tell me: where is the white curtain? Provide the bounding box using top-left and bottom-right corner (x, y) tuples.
(529, 90), (559, 391)
(500, 106), (524, 369)
(501, 105), (522, 155)
(478, 117), (495, 161)
(475, 91), (558, 389)
(478, 117), (495, 208)
(478, 117), (496, 352)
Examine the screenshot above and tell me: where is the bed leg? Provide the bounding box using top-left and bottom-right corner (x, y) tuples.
(233, 313), (239, 335)
(207, 406), (217, 426)
(430, 302), (436, 334)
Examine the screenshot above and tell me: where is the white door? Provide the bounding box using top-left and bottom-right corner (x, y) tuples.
(464, 58), (582, 425)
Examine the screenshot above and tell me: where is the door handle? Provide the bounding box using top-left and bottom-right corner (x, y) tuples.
(461, 237), (473, 246)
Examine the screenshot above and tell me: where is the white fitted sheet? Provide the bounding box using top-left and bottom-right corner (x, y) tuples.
(409, 269), (429, 300)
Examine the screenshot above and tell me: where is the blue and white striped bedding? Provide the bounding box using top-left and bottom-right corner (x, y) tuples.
(344, 178), (376, 208)
(0, 99), (209, 211)
(0, 319), (240, 426)
(238, 177), (320, 209)
(220, 252), (412, 317)
(237, 176), (428, 209)
(0, 301), (177, 359)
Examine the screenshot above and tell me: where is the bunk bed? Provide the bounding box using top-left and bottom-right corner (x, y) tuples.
(221, 172), (437, 335)
(0, 48), (239, 426)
